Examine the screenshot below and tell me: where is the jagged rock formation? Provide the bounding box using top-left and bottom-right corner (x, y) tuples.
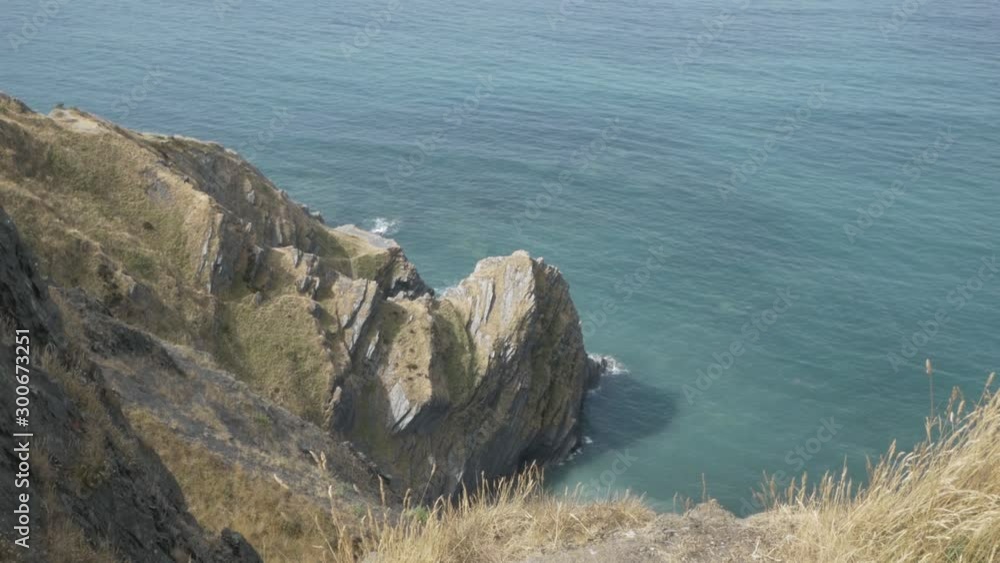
(334, 251), (591, 496)
(0, 92), (596, 504)
(0, 207), (261, 562)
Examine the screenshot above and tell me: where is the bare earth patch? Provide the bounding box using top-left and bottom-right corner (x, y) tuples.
(518, 501), (790, 563)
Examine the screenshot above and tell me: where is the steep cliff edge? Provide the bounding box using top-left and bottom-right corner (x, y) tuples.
(0, 207), (261, 562)
(0, 93), (596, 501)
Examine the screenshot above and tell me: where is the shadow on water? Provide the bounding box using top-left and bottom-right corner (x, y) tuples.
(546, 371), (678, 487)
(580, 373), (678, 457)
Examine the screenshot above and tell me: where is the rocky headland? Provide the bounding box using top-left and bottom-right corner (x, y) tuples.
(0, 92), (606, 559)
(3, 93), (986, 563)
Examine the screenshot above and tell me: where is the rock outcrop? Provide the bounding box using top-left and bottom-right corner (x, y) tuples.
(0, 92), (595, 504)
(334, 251), (591, 496)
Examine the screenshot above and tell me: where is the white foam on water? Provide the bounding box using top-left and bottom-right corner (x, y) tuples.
(585, 353), (629, 395)
(368, 217), (400, 236)
(592, 353), (628, 376)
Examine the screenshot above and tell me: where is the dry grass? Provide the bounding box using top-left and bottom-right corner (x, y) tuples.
(764, 372), (1000, 562)
(0, 113), (209, 344)
(127, 410), (349, 563)
(40, 510), (121, 563)
(215, 294), (333, 425)
(344, 466), (654, 563)
(115, 410), (652, 563)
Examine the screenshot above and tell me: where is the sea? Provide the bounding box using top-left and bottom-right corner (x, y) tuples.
(3, 0), (998, 513)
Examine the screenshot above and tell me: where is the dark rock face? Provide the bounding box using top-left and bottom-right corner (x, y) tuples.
(0, 212), (63, 347)
(220, 529), (263, 563)
(0, 207), (261, 562)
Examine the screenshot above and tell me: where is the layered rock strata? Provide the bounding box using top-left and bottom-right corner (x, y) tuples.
(0, 92), (596, 502)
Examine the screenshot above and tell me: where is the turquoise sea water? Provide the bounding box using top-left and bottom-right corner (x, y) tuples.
(3, 0), (998, 513)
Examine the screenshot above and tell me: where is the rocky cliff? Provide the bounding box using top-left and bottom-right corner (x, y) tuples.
(0, 92), (597, 508)
(0, 206), (261, 562)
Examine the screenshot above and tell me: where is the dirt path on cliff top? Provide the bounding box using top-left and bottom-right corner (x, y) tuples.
(519, 502), (794, 563)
